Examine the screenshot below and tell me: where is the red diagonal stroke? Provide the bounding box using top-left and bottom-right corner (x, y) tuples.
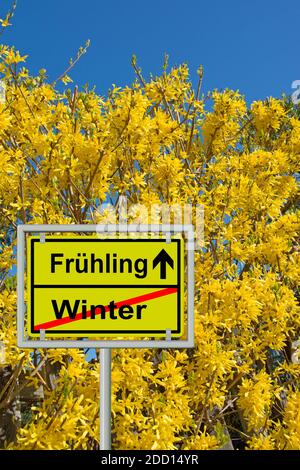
(34, 287), (178, 331)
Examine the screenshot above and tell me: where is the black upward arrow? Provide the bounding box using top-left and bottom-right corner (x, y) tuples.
(152, 249), (174, 279)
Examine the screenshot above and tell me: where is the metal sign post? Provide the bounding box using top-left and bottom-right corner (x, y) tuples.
(17, 224), (195, 451)
(100, 348), (111, 450)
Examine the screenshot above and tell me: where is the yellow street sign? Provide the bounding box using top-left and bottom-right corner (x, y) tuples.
(27, 237), (184, 338)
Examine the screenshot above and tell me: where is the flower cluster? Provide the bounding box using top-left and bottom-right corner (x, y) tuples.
(0, 43), (299, 450)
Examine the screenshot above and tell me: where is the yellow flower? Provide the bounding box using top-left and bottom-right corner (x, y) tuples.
(251, 97), (286, 132)
(238, 371), (272, 431)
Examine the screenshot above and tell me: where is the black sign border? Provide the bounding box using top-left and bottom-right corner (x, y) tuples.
(30, 238), (182, 336)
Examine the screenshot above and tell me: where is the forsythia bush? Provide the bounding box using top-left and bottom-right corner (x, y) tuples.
(0, 40), (299, 450)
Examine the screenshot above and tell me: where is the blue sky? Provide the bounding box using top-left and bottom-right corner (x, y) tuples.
(2, 0), (300, 104)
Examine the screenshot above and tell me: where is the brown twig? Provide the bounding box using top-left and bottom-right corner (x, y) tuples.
(52, 40), (90, 85)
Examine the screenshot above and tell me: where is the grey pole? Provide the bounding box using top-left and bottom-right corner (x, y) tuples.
(100, 348), (112, 450)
